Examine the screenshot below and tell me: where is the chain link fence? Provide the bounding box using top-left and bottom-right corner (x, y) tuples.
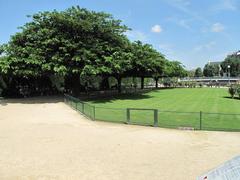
(64, 94), (240, 131)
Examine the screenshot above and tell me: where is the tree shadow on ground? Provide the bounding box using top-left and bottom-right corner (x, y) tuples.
(0, 96), (63, 106)
(87, 93), (153, 104)
(223, 96), (240, 100)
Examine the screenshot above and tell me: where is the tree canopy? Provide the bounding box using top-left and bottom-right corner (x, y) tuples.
(164, 61), (187, 77)
(221, 51), (240, 77)
(203, 63), (220, 77)
(0, 6), (187, 96)
(194, 67), (203, 77)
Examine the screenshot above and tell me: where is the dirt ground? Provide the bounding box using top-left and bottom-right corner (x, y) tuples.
(0, 97), (240, 180)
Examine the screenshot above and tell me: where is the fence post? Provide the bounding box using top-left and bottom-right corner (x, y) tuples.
(154, 109), (158, 127)
(93, 106), (95, 121)
(126, 108), (130, 124)
(200, 111), (202, 130)
(83, 103), (85, 114)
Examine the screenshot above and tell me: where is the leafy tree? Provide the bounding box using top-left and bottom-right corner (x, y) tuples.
(203, 63), (219, 77)
(187, 69), (195, 78)
(194, 67), (203, 77)
(0, 53), (10, 96)
(1, 6), (187, 96)
(128, 41), (166, 89)
(164, 61), (187, 77)
(221, 51), (240, 77)
(4, 6), (130, 95)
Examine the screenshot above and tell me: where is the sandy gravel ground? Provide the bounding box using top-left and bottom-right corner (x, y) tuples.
(0, 97), (240, 180)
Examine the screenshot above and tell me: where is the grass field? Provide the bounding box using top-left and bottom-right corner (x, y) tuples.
(68, 88), (240, 131)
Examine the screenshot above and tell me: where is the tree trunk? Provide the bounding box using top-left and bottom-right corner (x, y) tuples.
(141, 77), (144, 89)
(117, 77), (122, 93)
(155, 78), (159, 88)
(65, 74), (81, 96)
(0, 75), (7, 89)
(100, 77), (109, 90)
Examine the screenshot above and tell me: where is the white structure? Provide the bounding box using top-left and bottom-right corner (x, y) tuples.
(197, 156), (240, 180)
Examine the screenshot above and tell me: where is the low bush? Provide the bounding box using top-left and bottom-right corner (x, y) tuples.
(237, 88), (240, 99)
(228, 85), (240, 99)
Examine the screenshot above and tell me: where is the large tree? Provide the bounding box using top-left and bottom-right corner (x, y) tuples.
(194, 67), (203, 77)
(128, 41), (166, 89)
(164, 61), (187, 78)
(203, 63), (219, 77)
(1, 6), (187, 96)
(4, 6), (130, 95)
(221, 51), (240, 77)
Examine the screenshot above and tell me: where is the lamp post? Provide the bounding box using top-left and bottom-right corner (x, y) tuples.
(227, 65), (231, 85)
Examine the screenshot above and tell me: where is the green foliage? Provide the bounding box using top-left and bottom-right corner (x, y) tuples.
(164, 61), (187, 77)
(237, 87), (240, 99)
(5, 6), (130, 77)
(1, 6), (188, 96)
(194, 67), (203, 77)
(187, 69), (195, 77)
(0, 56), (10, 74)
(221, 51), (240, 77)
(203, 63), (220, 77)
(228, 85), (237, 98)
(128, 41), (166, 78)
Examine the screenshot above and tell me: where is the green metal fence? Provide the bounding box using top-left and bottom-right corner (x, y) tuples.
(64, 94), (240, 132)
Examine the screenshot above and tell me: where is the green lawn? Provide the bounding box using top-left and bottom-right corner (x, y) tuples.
(67, 88), (240, 131)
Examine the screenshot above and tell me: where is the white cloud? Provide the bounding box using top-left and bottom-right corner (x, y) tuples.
(168, 0), (190, 7)
(163, 0), (210, 27)
(212, 0), (237, 12)
(151, 25), (163, 33)
(194, 41), (216, 52)
(178, 19), (191, 29)
(165, 17), (192, 30)
(211, 23), (225, 32)
(125, 30), (147, 42)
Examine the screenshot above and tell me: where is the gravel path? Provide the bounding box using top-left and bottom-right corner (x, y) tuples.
(0, 97), (240, 180)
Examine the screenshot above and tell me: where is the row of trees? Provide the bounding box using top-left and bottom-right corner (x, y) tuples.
(189, 51), (240, 78)
(0, 6), (187, 97)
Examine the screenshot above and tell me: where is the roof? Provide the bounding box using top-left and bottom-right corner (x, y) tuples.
(208, 61), (222, 66)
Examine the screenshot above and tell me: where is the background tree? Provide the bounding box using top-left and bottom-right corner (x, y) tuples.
(127, 41), (166, 89)
(187, 69), (195, 78)
(164, 61), (187, 78)
(221, 51), (240, 77)
(203, 63), (219, 77)
(194, 67), (203, 77)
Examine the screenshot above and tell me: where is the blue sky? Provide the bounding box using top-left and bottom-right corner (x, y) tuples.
(0, 0), (239, 69)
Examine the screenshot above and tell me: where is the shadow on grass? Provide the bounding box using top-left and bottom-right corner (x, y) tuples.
(88, 93), (153, 104)
(0, 95), (63, 106)
(223, 96), (240, 100)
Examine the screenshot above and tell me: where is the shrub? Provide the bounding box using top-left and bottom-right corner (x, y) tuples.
(237, 87), (240, 99)
(228, 86), (237, 98)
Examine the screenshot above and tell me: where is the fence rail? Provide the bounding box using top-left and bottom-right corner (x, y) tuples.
(64, 94), (240, 132)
